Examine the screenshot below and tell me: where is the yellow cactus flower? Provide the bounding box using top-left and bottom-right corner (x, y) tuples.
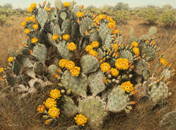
(151, 40), (156, 45)
(21, 21), (26, 27)
(37, 105), (46, 113)
(44, 98), (57, 109)
(90, 41), (99, 48)
(63, 2), (71, 7)
(29, 16), (37, 23)
(88, 49), (98, 57)
(31, 37), (38, 43)
(110, 68), (119, 77)
(8, 57), (15, 63)
(58, 59), (68, 68)
(76, 11), (85, 18)
(107, 22), (116, 29)
(115, 58), (129, 70)
(50, 89), (61, 99)
(44, 119), (53, 125)
(160, 58), (169, 66)
(100, 62), (111, 73)
(67, 42), (77, 51)
(112, 29), (120, 34)
(52, 34), (59, 40)
(48, 107), (60, 118)
(65, 60), (75, 70)
(85, 45), (93, 52)
(27, 3), (37, 13)
(24, 29), (31, 34)
(30, 3), (37, 9)
(27, 7), (33, 13)
(0, 67), (4, 73)
(62, 34), (70, 41)
(52, 73), (60, 79)
(25, 17), (30, 22)
(32, 24), (39, 30)
(132, 47), (140, 56)
(111, 43), (119, 51)
(131, 41), (139, 47)
(74, 114), (88, 126)
(120, 81), (134, 93)
(70, 66), (81, 77)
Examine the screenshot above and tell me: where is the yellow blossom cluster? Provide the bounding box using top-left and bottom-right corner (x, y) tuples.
(110, 68), (119, 77)
(100, 62), (111, 73)
(76, 11), (85, 18)
(58, 59), (80, 76)
(62, 34), (71, 41)
(131, 41), (139, 47)
(111, 43), (119, 51)
(52, 34), (60, 40)
(50, 89), (61, 99)
(31, 37), (39, 44)
(94, 14), (119, 34)
(67, 42), (77, 51)
(160, 58), (170, 66)
(120, 81), (135, 93)
(48, 107), (60, 118)
(94, 14), (115, 26)
(63, 2), (71, 7)
(7, 57), (15, 63)
(0, 67), (4, 73)
(132, 47), (140, 56)
(44, 98), (57, 109)
(74, 114), (88, 126)
(27, 3), (37, 13)
(85, 41), (99, 57)
(37, 89), (62, 120)
(115, 58), (130, 70)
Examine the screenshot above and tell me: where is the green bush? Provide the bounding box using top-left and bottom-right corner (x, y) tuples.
(137, 7), (159, 24)
(114, 10), (130, 24)
(159, 9), (176, 27)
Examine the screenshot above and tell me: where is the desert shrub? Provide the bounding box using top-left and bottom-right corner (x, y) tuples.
(114, 10), (130, 24)
(159, 9), (176, 27)
(0, 14), (7, 25)
(0, 0), (175, 130)
(137, 7), (159, 24)
(114, 2), (129, 10)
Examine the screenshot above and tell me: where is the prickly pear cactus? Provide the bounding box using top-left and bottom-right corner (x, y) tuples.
(2, 1), (174, 130)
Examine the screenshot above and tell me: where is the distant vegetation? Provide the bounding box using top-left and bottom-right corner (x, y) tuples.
(0, 3), (27, 25)
(86, 3), (176, 27)
(0, 2), (176, 27)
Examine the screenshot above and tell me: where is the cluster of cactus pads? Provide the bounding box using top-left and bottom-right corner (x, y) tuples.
(3, 0), (175, 129)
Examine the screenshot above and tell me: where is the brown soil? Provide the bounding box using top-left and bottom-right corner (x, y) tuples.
(0, 16), (176, 130)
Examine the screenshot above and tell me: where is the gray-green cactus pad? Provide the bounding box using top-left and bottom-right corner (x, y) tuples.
(80, 55), (99, 74)
(107, 87), (130, 112)
(148, 81), (169, 104)
(32, 44), (47, 64)
(78, 96), (107, 129)
(61, 71), (88, 97)
(88, 71), (106, 96)
(62, 96), (78, 117)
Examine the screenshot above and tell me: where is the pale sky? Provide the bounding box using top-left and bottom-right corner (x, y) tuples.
(0, 0), (176, 9)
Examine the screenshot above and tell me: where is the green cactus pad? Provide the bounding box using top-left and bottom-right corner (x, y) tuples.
(78, 96), (107, 129)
